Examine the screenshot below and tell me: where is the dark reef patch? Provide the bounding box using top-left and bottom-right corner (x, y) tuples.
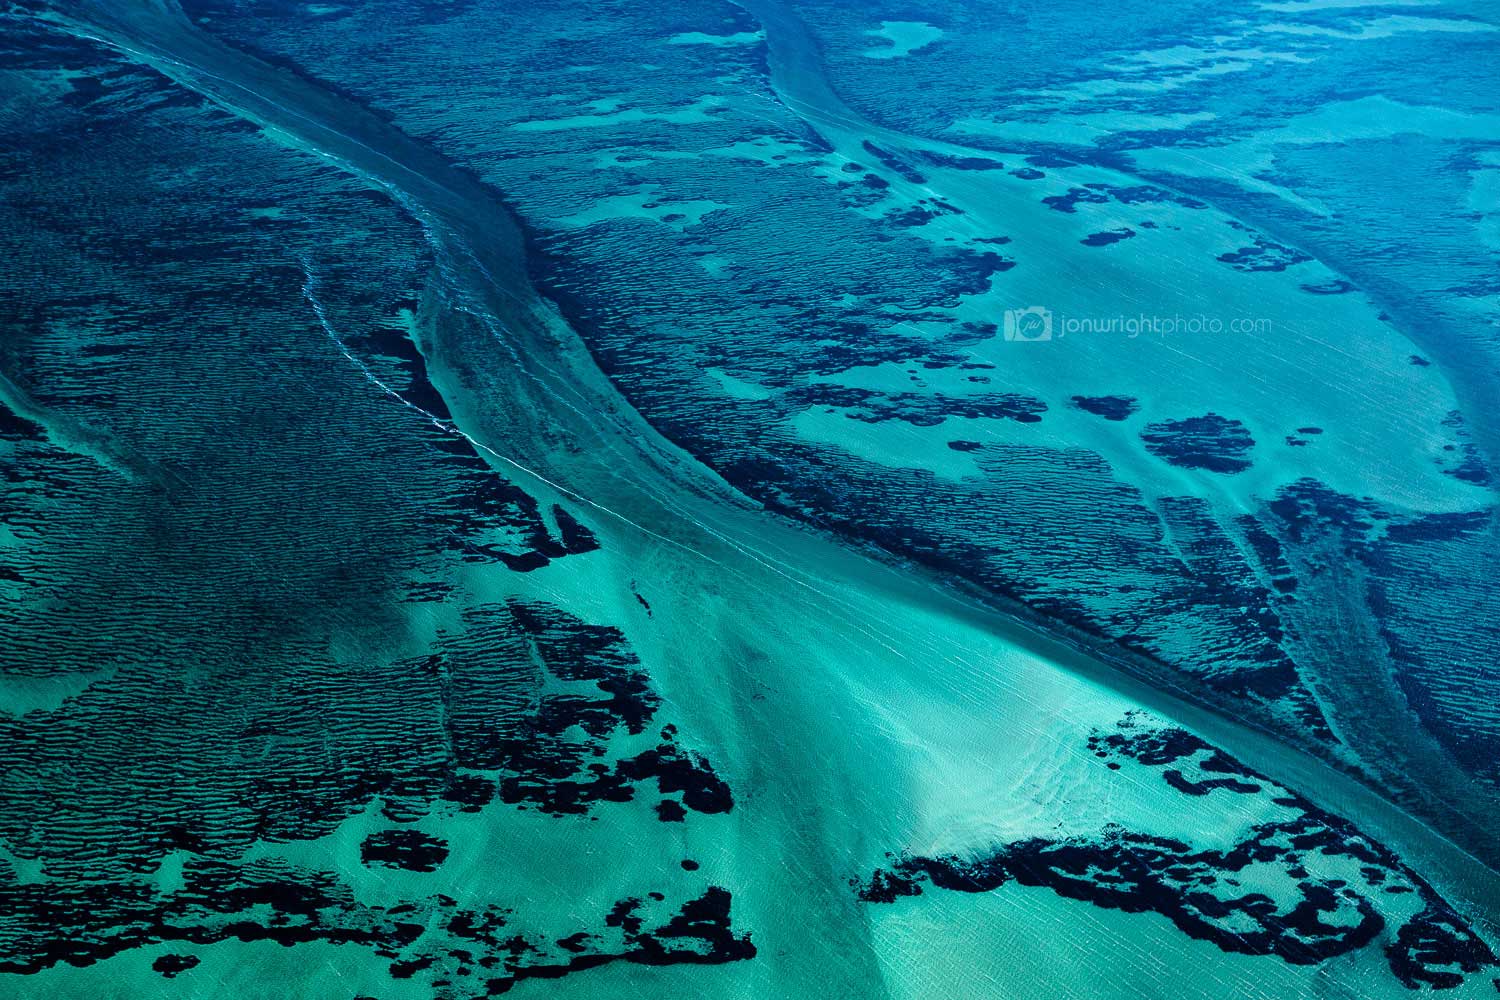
(1070, 395), (1138, 421)
(859, 716), (1497, 989)
(788, 384), (1045, 425)
(1043, 186), (1110, 213)
(1, 858), (755, 991)
(860, 139), (926, 184)
(914, 150), (1005, 171)
(1045, 183), (1204, 214)
(1081, 228), (1135, 247)
(1141, 414), (1255, 473)
(1217, 236), (1312, 273)
(152, 954), (200, 978)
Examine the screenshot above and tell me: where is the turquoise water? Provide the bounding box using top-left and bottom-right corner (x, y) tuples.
(2, 0), (1498, 996)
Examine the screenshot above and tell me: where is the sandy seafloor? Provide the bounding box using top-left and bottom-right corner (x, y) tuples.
(2, 0), (1500, 997)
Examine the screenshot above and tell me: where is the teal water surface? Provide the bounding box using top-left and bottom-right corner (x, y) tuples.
(2, 0), (1499, 997)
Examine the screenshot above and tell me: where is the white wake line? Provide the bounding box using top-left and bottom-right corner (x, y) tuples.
(55, 7), (1415, 866)
(44, 10), (945, 670)
(299, 264), (721, 569)
(309, 294), (1271, 854)
(45, 12), (1493, 942)
(49, 13), (734, 572)
(297, 162), (1273, 844)
(33, 14), (1417, 739)
(298, 254), (929, 667)
(305, 261), (1299, 857)
(38, 13), (1295, 687)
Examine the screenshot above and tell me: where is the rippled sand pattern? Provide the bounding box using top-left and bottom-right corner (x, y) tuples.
(2, 0), (1498, 997)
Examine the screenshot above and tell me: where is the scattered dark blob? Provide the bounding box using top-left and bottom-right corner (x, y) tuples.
(1285, 436), (1309, 447)
(886, 205), (939, 228)
(418, 426), (601, 573)
(1141, 414), (1255, 473)
(557, 933), (591, 954)
(912, 148), (1008, 170)
(1087, 718), (1221, 769)
(915, 150), (1005, 171)
(152, 954), (200, 979)
(1081, 228), (1135, 247)
(441, 774), (496, 812)
(946, 321), (998, 345)
(605, 899), (645, 935)
(914, 247), (1015, 293)
(1438, 411), (1493, 485)
(860, 140), (926, 184)
(656, 800), (687, 822)
(947, 440), (983, 452)
(551, 505), (599, 554)
(1045, 183), (1203, 214)
(1410, 355), (1432, 367)
(1010, 167), (1045, 180)
(861, 717), (1497, 988)
(786, 384), (1045, 426)
(361, 830), (451, 873)
(0, 402), (45, 442)
(1298, 426), (1323, 435)
(1299, 279), (1353, 295)
(1387, 907), (1499, 989)
(1163, 768), (1263, 796)
(1070, 395), (1139, 421)
(632, 887), (757, 965)
(860, 829), (1385, 965)
(619, 745), (734, 815)
(681, 860), (700, 872)
(349, 316), (453, 420)
(1, 859), (757, 989)
(501, 712), (733, 819)
(1101, 184), (1206, 209)
(390, 955), (436, 979)
(1445, 446), (1492, 485)
(1043, 186), (1110, 213)
(860, 172), (889, 190)
(424, 601), (733, 821)
(1265, 478), (1379, 545)
(1217, 236), (1312, 273)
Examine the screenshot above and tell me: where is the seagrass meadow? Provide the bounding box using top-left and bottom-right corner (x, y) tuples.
(3, 1), (1500, 997)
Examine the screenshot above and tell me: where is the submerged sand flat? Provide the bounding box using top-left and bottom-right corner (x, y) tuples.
(1, 0), (1498, 997)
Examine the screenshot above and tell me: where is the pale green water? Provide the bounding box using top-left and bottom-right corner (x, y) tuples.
(3, 1), (1499, 997)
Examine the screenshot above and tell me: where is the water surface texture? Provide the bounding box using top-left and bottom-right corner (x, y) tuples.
(2, 0), (1499, 997)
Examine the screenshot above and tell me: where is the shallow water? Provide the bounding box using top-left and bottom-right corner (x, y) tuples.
(2, 0), (1499, 997)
